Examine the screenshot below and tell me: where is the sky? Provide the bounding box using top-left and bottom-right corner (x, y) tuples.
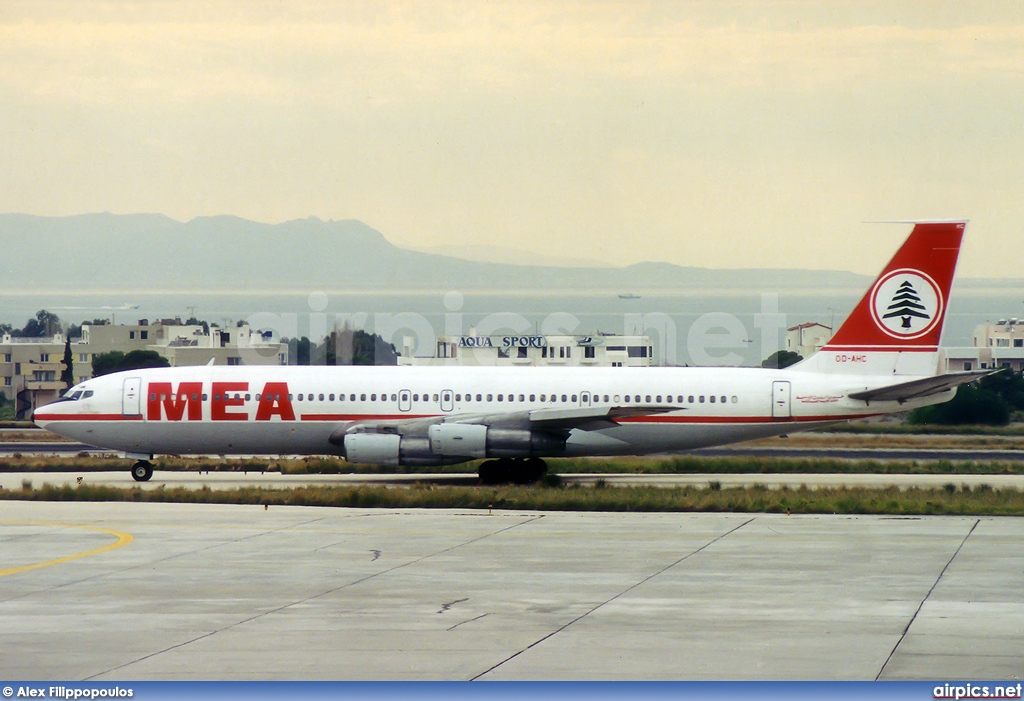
(2, 1), (1023, 277)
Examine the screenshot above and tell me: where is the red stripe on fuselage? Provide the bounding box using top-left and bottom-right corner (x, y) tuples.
(33, 413), (143, 421)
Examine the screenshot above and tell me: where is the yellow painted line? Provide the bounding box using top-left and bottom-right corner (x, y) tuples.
(0, 521), (134, 578)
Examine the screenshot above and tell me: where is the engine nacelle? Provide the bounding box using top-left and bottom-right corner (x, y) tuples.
(343, 433), (400, 466)
(428, 423), (488, 458)
(339, 424), (566, 466)
(428, 423), (565, 459)
(341, 432), (463, 467)
(486, 428), (565, 458)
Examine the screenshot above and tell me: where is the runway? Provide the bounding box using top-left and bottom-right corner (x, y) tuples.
(6, 470), (1024, 491)
(1, 501), (1022, 680)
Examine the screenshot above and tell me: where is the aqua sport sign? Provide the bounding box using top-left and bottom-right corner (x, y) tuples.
(459, 336), (547, 348)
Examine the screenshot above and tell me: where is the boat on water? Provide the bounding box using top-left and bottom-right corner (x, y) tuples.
(617, 293), (641, 299)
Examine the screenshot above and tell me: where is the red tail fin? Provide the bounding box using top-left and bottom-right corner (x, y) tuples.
(823, 221), (966, 353)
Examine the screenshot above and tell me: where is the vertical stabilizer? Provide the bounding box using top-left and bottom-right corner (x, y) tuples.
(795, 221), (966, 376)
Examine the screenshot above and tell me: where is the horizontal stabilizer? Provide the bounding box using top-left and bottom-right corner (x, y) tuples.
(847, 370), (996, 404)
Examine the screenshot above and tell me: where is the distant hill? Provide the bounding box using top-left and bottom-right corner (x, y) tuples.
(0, 212), (939, 293)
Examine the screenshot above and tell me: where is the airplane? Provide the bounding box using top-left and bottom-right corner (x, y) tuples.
(34, 221), (988, 484)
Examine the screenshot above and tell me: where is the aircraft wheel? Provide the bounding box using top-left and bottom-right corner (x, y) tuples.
(513, 458), (547, 484)
(131, 461), (153, 482)
(478, 460), (501, 485)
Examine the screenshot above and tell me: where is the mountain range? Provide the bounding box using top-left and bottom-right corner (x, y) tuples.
(0, 213), (1011, 293)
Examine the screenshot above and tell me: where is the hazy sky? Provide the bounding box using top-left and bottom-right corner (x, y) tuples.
(2, 1), (1023, 276)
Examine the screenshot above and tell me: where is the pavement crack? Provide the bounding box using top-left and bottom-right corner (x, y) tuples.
(87, 513), (543, 679)
(470, 516), (756, 680)
(448, 613), (489, 631)
(875, 518), (981, 681)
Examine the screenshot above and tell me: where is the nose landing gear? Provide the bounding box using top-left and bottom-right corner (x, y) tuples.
(131, 460), (153, 482)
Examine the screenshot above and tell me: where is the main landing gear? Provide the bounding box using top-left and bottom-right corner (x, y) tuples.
(131, 460), (153, 482)
(478, 457), (548, 485)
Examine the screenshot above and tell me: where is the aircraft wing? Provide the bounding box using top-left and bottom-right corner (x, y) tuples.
(847, 370), (997, 404)
(329, 404), (680, 444)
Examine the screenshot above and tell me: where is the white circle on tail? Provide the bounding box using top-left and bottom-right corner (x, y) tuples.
(869, 268), (943, 340)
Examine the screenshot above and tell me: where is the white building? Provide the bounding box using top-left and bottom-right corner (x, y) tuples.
(785, 322), (832, 359)
(399, 333), (654, 367)
(941, 319), (1024, 373)
(2, 319), (288, 418)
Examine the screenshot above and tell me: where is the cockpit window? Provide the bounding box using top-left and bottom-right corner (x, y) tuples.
(67, 391), (83, 401)
(82, 390), (94, 399)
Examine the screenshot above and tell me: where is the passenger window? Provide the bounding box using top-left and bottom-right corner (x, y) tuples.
(192, 394), (199, 401)
(350, 394), (356, 401)
(202, 394), (208, 401)
(540, 394), (546, 401)
(645, 395), (651, 403)
(361, 394), (367, 401)
(149, 393), (156, 401)
(699, 396), (705, 403)
(476, 394), (482, 401)
(413, 394), (419, 401)
(433, 394), (439, 402)
(731, 396), (738, 403)
(710, 395), (716, 403)
(487, 394), (493, 401)
(519, 394), (525, 402)
(529, 394), (535, 402)
(721, 396), (727, 404)
(371, 394), (377, 401)
(689, 396), (695, 403)
(330, 394), (335, 401)
(561, 394), (567, 402)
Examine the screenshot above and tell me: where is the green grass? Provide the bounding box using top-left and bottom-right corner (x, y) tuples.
(3, 480), (1023, 516)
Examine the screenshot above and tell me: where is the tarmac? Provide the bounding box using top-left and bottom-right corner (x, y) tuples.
(1, 500), (1022, 681)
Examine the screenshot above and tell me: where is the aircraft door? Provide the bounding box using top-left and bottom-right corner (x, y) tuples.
(122, 377), (142, 417)
(441, 390), (454, 412)
(772, 380), (791, 419)
(579, 391), (591, 407)
(399, 389), (412, 412)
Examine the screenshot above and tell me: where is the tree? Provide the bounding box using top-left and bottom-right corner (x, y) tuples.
(60, 336), (74, 391)
(0, 322), (12, 335)
(908, 383), (1010, 426)
(325, 328), (398, 366)
(19, 309), (61, 337)
(91, 350), (170, 377)
(761, 350), (802, 369)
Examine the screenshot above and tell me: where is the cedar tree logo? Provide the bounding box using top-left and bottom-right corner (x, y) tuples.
(869, 269), (943, 340)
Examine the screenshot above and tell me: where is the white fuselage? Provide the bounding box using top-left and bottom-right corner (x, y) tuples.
(34, 364), (950, 463)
